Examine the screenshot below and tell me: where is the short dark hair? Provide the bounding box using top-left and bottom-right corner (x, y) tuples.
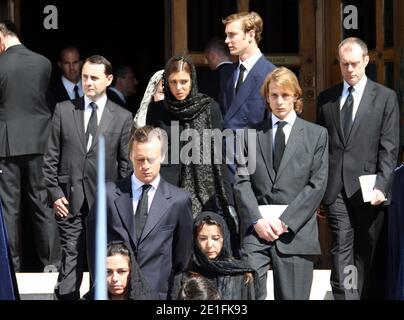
(59, 46), (81, 62)
(111, 65), (133, 86)
(178, 273), (221, 300)
(0, 20), (19, 37)
(204, 37), (230, 58)
(84, 55), (113, 76)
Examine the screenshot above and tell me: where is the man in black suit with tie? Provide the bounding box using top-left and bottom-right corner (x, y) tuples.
(317, 37), (400, 300)
(235, 67), (328, 300)
(48, 46), (83, 112)
(87, 126), (193, 300)
(43, 55), (133, 299)
(0, 20), (61, 273)
(106, 65), (138, 116)
(198, 37), (233, 106)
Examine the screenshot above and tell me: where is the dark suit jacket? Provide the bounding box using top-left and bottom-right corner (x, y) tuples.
(87, 175), (193, 300)
(317, 79), (400, 205)
(0, 44), (51, 157)
(222, 55), (275, 130)
(48, 77), (71, 103)
(47, 77), (71, 114)
(198, 62), (233, 104)
(43, 97), (133, 215)
(106, 88), (125, 107)
(234, 117), (328, 255)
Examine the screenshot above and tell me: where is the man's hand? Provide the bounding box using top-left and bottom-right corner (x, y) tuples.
(254, 218), (278, 242)
(370, 188), (386, 206)
(254, 218), (288, 242)
(53, 197), (69, 218)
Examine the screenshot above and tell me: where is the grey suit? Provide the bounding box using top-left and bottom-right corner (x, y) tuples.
(234, 116), (328, 299)
(317, 79), (400, 299)
(43, 96), (132, 299)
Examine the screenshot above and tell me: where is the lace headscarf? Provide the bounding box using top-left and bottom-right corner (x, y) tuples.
(134, 69), (164, 128)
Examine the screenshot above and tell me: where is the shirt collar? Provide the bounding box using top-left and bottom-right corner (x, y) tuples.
(84, 94), (108, 111)
(108, 87), (126, 103)
(343, 75), (367, 95)
(61, 75), (81, 92)
(239, 49), (262, 72)
(271, 110), (297, 127)
(131, 173), (160, 192)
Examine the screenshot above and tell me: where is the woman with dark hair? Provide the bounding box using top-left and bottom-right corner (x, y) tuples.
(82, 241), (152, 300)
(180, 211), (258, 300)
(146, 55), (238, 240)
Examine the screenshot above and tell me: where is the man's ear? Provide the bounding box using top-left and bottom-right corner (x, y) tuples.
(106, 74), (113, 86)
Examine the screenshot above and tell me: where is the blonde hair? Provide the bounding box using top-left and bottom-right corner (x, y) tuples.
(260, 67), (303, 115)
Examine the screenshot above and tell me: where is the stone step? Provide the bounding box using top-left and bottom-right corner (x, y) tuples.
(15, 270), (333, 300)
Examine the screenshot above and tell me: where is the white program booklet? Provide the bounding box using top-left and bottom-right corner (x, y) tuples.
(358, 174), (377, 202)
(258, 205), (288, 220)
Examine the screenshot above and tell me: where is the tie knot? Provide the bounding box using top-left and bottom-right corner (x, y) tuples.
(142, 184), (152, 193)
(90, 102), (98, 111)
(239, 64), (246, 72)
(348, 86), (354, 94)
(277, 121), (287, 129)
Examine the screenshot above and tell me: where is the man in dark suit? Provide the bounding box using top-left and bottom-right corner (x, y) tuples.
(198, 37), (233, 106)
(43, 55), (133, 299)
(47, 46), (83, 113)
(87, 126), (193, 300)
(221, 11), (276, 130)
(106, 65), (138, 116)
(317, 37), (400, 300)
(234, 67), (328, 300)
(0, 20), (60, 273)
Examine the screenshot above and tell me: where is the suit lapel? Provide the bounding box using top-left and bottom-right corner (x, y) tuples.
(89, 99), (115, 152)
(224, 57), (266, 122)
(275, 117), (304, 180)
(257, 119), (275, 182)
(114, 177), (137, 248)
(72, 98), (86, 152)
(139, 179), (171, 245)
(329, 84), (346, 145)
(346, 80), (375, 145)
(223, 63), (238, 112)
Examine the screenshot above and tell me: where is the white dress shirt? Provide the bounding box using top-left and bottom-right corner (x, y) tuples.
(271, 110), (297, 146)
(61, 76), (83, 100)
(234, 49), (263, 88)
(131, 174), (160, 216)
(340, 75), (368, 121)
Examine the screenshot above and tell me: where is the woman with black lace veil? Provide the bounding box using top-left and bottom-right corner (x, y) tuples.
(174, 211), (258, 300)
(81, 241), (153, 300)
(146, 56), (238, 240)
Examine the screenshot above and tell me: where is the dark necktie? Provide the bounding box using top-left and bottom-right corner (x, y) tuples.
(135, 184), (152, 242)
(73, 85), (80, 99)
(340, 86), (354, 139)
(273, 121), (287, 173)
(235, 64), (246, 94)
(86, 102), (98, 147)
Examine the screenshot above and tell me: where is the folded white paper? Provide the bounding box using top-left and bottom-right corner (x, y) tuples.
(258, 205), (288, 220)
(358, 174), (376, 202)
